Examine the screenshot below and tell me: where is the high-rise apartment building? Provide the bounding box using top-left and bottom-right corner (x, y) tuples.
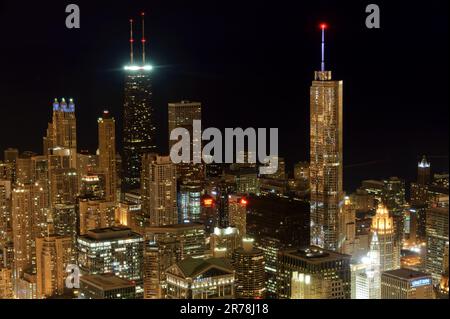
(310, 25), (344, 251)
(11, 184), (49, 283)
(35, 234), (74, 298)
(98, 110), (117, 203)
(141, 154), (177, 227)
(232, 238), (265, 299)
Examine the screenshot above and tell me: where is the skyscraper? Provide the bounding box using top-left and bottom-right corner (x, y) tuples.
(168, 101), (202, 151)
(426, 207), (449, 283)
(310, 24), (344, 251)
(141, 154), (177, 227)
(371, 204), (399, 272)
(122, 14), (156, 190)
(11, 184), (49, 289)
(168, 101), (202, 181)
(35, 234), (74, 299)
(43, 98), (77, 160)
(232, 238), (266, 299)
(98, 110), (117, 202)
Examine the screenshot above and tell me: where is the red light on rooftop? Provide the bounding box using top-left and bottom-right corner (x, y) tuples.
(204, 198), (214, 207)
(320, 23), (327, 30)
(240, 198), (248, 206)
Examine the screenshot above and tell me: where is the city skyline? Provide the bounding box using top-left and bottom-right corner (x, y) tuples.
(0, 0), (448, 302)
(0, 0), (448, 192)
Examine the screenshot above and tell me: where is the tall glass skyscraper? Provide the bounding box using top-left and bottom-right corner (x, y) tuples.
(122, 14), (156, 190)
(310, 24), (344, 251)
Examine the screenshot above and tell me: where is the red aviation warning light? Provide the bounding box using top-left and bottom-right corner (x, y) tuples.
(320, 23), (328, 30)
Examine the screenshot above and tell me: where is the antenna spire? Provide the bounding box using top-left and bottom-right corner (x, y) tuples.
(320, 23), (327, 71)
(130, 19), (135, 64)
(141, 12), (147, 64)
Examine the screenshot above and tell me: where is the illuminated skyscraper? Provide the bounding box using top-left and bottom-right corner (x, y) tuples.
(11, 184), (49, 288)
(168, 101), (202, 151)
(371, 204), (398, 272)
(35, 234), (74, 299)
(141, 154), (177, 227)
(98, 110), (117, 202)
(232, 238), (266, 299)
(310, 24), (344, 251)
(43, 98), (77, 160)
(0, 180), (11, 243)
(122, 15), (156, 190)
(354, 232), (381, 299)
(168, 101), (202, 181)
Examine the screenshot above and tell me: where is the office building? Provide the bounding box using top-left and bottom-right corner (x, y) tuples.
(122, 18), (156, 190)
(178, 180), (202, 223)
(381, 269), (433, 299)
(277, 246), (351, 299)
(168, 101), (202, 181)
(77, 226), (144, 289)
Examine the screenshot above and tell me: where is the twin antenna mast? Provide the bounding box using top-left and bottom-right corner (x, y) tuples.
(129, 12), (147, 65)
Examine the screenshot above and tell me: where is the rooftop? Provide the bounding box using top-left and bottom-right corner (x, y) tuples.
(80, 274), (135, 291)
(382, 269), (431, 281)
(81, 226), (142, 241)
(282, 246), (351, 264)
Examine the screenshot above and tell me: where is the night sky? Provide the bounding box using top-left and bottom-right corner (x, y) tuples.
(0, 0), (448, 192)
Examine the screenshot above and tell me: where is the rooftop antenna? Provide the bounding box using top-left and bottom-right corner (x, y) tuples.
(129, 19), (135, 64)
(141, 12), (147, 64)
(320, 23), (327, 71)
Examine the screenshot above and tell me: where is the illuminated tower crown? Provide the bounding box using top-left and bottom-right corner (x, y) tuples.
(371, 204), (393, 235)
